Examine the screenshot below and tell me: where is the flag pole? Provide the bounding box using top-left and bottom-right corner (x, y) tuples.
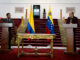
(21, 16), (24, 29)
(62, 17), (65, 24)
(60, 9), (62, 20)
(25, 9), (27, 20)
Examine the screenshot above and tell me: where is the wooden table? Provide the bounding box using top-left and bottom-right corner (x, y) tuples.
(17, 33), (55, 58)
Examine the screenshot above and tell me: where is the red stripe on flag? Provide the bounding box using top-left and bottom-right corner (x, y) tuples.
(25, 30), (32, 41)
(26, 30), (30, 34)
(45, 26), (50, 34)
(25, 28), (30, 34)
(45, 26), (50, 42)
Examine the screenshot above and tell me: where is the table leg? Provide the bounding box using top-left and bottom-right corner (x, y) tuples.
(34, 46), (38, 55)
(50, 39), (53, 58)
(22, 39), (24, 55)
(17, 38), (20, 57)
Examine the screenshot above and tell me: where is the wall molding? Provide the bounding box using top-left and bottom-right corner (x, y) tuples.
(0, 3), (80, 4)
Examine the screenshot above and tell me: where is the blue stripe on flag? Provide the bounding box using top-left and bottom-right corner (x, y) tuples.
(27, 22), (35, 34)
(46, 17), (55, 34)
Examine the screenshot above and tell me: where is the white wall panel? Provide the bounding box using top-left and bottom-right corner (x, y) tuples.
(0, 0), (80, 19)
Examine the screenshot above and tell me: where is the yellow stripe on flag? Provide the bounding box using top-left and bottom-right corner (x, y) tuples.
(28, 5), (35, 32)
(48, 8), (54, 25)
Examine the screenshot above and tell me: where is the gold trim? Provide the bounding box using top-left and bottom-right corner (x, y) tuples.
(17, 33), (56, 58)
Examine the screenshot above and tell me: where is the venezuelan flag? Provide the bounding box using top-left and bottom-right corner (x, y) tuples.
(26, 5), (35, 34)
(45, 8), (55, 42)
(45, 8), (55, 34)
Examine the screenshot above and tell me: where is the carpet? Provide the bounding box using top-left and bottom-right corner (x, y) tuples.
(0, 48), (80, 60)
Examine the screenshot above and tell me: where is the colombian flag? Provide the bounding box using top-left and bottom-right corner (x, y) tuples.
(26, 5), (35, 34)
(45, 8), (55, 42)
